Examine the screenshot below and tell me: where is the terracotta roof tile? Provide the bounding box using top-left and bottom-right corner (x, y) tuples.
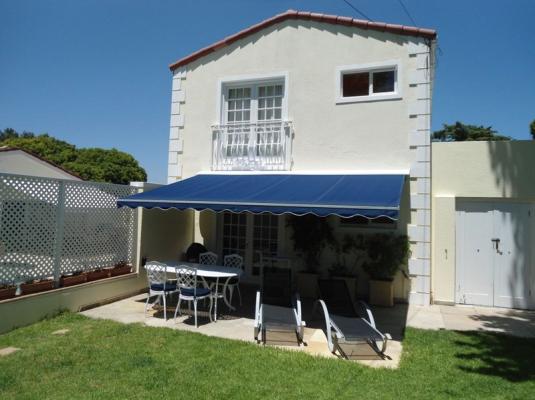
(169, 10), (437, 71)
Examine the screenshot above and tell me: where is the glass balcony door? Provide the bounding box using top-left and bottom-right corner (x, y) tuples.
(219, 212), (279, 284)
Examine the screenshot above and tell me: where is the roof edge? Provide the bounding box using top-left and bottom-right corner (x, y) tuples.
(169, 9), (437, 71)
(0, 146), (84, 180)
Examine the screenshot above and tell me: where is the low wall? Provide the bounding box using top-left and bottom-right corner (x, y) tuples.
(0, 273), (147, 334)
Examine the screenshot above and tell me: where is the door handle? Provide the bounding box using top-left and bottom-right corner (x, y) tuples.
(491, 238), (502, 254)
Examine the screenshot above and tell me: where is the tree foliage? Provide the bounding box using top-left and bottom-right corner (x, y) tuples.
(530, 120), (535, 140)
(432, 122), (510, 142)
(0, 128), (147, 184)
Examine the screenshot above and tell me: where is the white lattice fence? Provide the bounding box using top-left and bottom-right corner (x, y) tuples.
(0, 173), (138, 285)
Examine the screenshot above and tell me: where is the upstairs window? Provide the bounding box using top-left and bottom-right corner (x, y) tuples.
(224, 83), (284, 125)
(336, 61), (400, 103)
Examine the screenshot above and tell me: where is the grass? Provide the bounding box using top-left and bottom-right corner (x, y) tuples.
(1, 313), (534, 399)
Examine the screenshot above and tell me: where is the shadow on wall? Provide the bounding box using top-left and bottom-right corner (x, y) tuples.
(454, 328), (535, 382)
(487, 141), (535, 309)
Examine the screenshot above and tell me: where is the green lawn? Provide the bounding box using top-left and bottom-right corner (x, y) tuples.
(1, 313), (534, 399)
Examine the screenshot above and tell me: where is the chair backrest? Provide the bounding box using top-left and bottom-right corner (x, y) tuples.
(262, 266), (293, 307)
(175, 265), (199, 294)
(146, 261), (167, 285)
(223, 254), (244, 269)
(318, 279), (357, 317)
(199, 251), (218, 265)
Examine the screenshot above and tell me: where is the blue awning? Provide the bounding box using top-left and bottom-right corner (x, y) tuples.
(117, 173), (406, 219)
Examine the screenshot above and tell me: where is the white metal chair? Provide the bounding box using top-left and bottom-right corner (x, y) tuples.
(199, 251), (218, 265)
(223, 254), (244, 306)
(145, 261), (178, 320)
(174, 265), (213, 328)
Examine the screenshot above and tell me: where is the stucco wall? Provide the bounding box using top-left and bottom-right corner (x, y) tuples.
(168, 19), (434, 304)
(432, 141), (535, 303)
(0, 150), (82, 180)
(172, 20), (425, 178)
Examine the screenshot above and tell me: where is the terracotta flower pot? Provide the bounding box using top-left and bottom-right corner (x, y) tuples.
(0, 286), (16, 300)
(21, 280), (55, 295)
(86, 269), (111, 282)
(369, 279), (394, 307)
(110, 265), (132, 277)
(60, 273), (87, 287)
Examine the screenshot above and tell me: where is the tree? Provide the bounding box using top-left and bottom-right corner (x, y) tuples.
(530, 120), (535, 140)
(432, 122), (510, 142)
(0, 128), (147, 184)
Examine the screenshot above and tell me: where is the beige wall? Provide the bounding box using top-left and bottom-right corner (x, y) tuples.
(0, 274), (146, 334)
(167, 19), (434, 304)
(432, 141), (535, 303)
(175, 20), (423, 178)
(139, 208), (194, 262)
(0, 150), (82, 180)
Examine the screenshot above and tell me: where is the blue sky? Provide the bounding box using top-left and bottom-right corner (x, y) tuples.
(1, 0), (534, 183)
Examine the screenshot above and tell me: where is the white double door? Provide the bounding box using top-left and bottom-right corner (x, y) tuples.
(456, 201), (533, 309)
(217, 212), (280, 284)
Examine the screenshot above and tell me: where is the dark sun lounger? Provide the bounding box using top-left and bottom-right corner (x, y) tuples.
(317, 279), (391, 358)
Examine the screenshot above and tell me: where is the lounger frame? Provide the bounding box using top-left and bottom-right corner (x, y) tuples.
(317, 299), (391, 357)
(254, 291), (305, 345)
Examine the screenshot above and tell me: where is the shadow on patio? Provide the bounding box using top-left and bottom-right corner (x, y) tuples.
(82, 283), (408, 368)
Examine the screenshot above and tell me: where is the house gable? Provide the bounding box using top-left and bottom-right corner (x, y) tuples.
(169, 9), (436, 71)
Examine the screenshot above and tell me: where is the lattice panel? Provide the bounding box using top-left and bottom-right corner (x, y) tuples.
(60, 182), (137, 274)
(0, 174), (137, 284)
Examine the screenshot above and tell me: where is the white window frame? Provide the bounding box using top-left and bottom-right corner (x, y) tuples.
(215, 72), (289, 124)
(335, 60), (402, 104)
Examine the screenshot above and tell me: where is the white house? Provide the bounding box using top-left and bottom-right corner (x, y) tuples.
(0, 147), (82, 181)
(120, 10), (436, 305)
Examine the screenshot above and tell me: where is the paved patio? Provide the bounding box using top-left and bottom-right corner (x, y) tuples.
(81, 285), (535, 369)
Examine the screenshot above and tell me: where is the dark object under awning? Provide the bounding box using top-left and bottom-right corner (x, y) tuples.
(117, 173), (405, 220)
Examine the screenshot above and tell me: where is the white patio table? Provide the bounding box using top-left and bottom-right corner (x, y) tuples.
(145, 261), (243, 322)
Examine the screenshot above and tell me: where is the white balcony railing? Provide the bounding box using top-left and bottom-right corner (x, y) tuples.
(212, 121), (293, 171)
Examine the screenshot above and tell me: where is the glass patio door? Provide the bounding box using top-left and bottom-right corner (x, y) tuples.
(219, 212), (279, 283)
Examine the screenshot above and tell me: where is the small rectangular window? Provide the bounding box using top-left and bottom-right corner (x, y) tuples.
(342, 72), (369, 97)
(372, 70), (395, 93)
(337, 63), (399, 103)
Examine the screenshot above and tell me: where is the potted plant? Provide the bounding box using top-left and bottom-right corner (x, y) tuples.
(287, 215), (334, 298)
(110, 261), (132, 277)
(0, 284), (16, 300)
(21, 279), (55, 295)
(328, 234), (364, 304)
(361, 233), (409, 307)
(86, 268), (111, 282)
(60, 271), (87, 287)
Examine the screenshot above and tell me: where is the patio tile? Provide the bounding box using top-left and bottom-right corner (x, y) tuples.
(406, 306), (445, 330)
(440, 304), (475, 315)
(442, 313), (482, 331)
(0, 347), (20, 357)
(81, 290), (405, 368)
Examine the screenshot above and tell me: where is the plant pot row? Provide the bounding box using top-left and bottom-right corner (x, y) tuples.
(296, 272), (394, 307)
(0, 265), (133, 300)
(62, 265), (133, 286)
